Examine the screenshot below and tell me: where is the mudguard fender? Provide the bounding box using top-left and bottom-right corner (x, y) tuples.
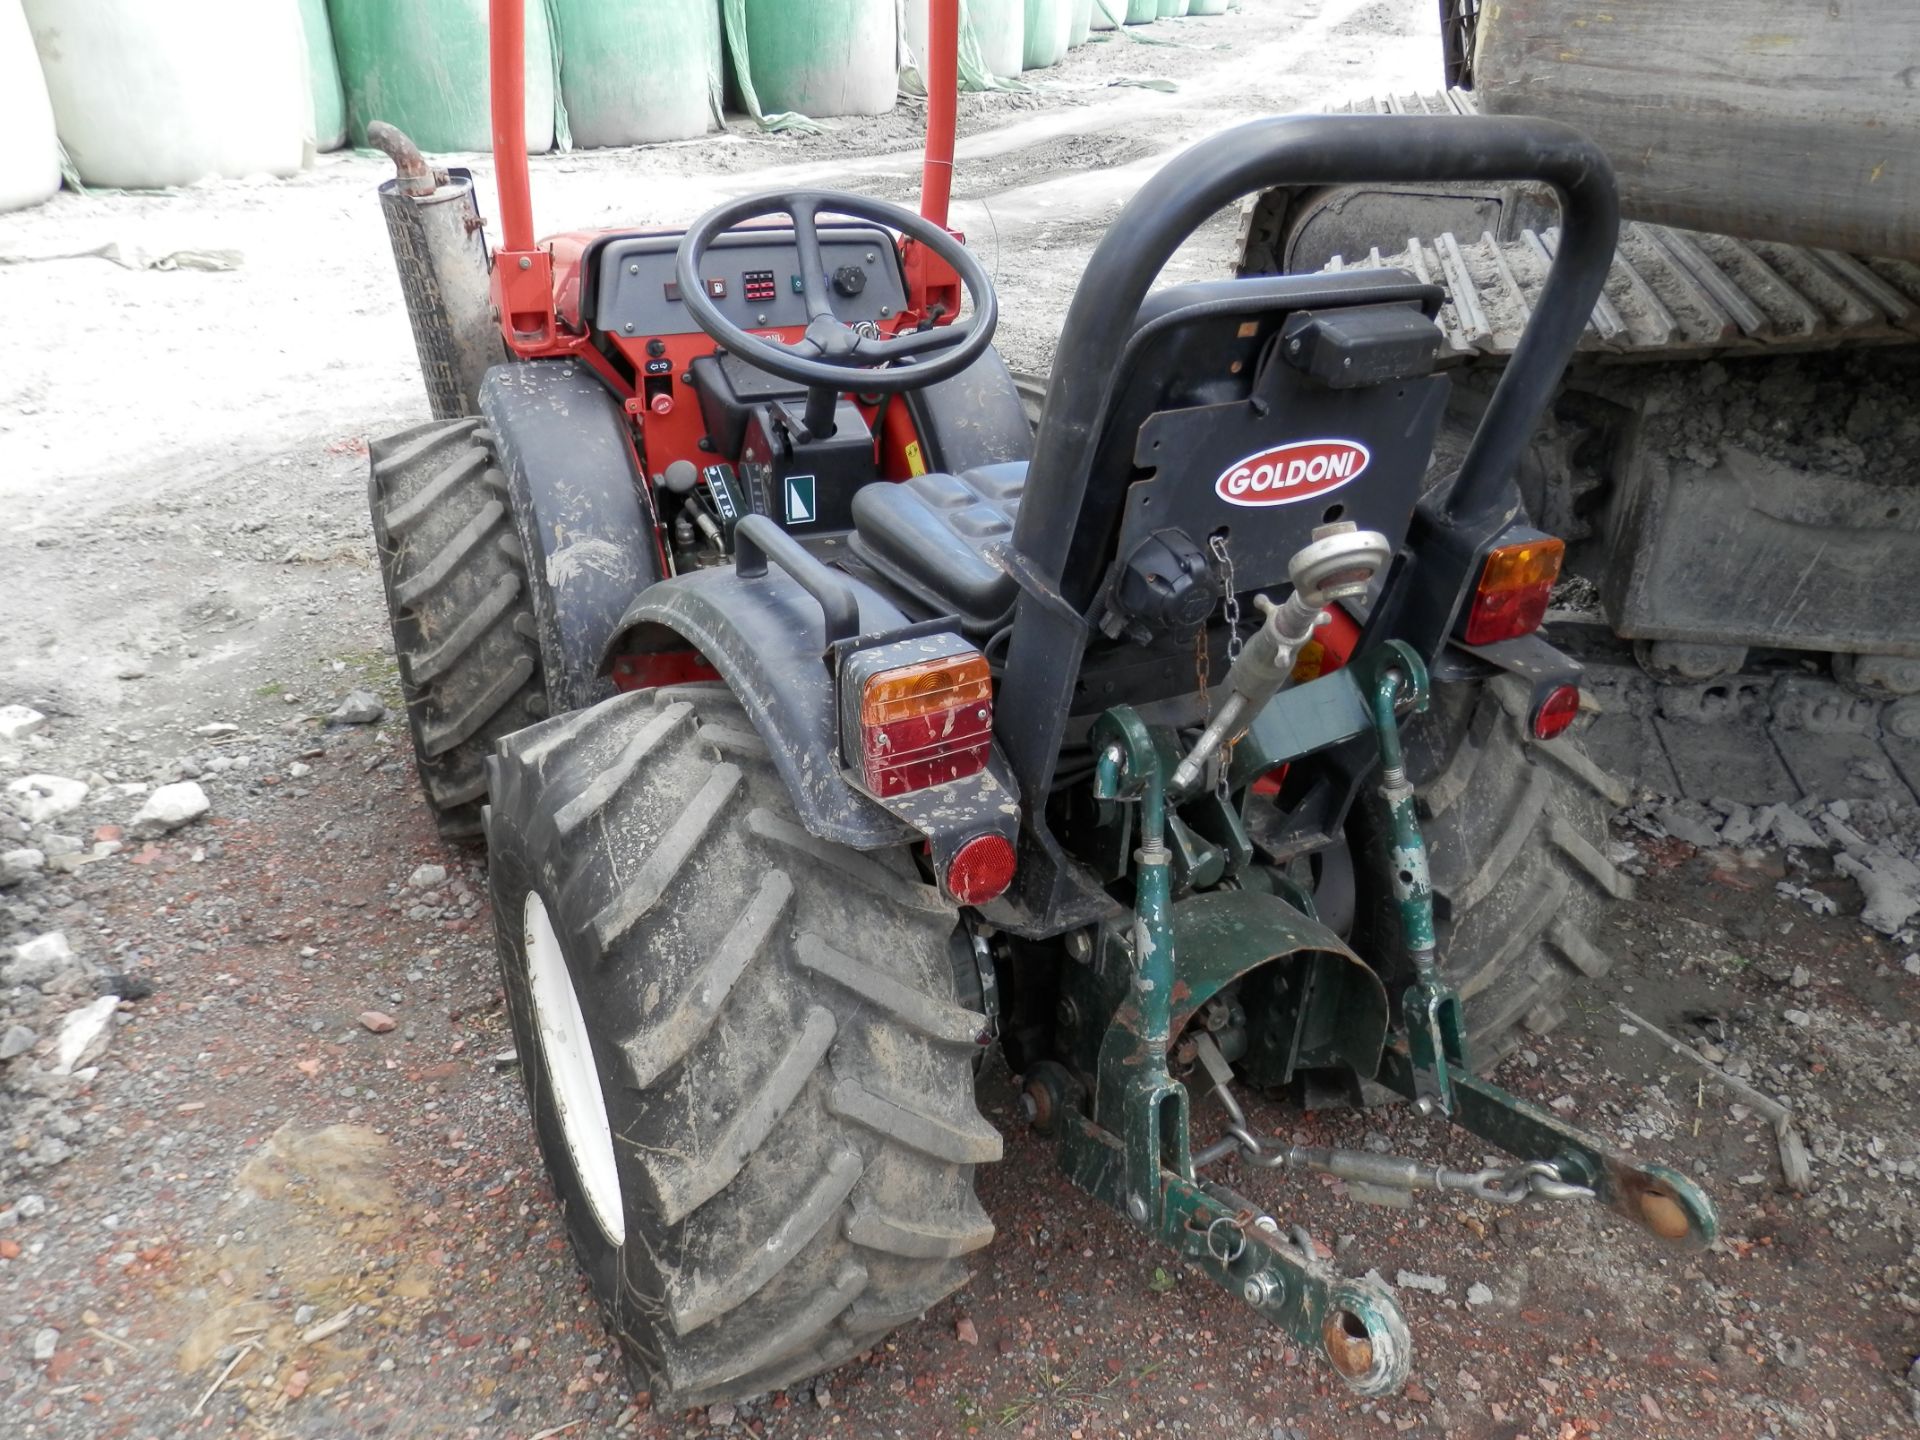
(601, 567), (919, 849)
(480, 360), (665, 711)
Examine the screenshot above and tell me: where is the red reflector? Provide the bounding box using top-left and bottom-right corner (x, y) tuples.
(945, 833), (1016, 906)
(1531, 684), (1581, 740)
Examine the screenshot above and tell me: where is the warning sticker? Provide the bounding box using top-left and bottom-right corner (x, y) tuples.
(904, 441), (927, 477)
(785, 474), (817, 525)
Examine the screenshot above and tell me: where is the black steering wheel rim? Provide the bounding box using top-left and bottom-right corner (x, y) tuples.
(674, 189), (998, 393)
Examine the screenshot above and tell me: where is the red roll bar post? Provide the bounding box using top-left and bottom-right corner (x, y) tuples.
(488, 0), (556, 348)
(920, 0), (960, 227)
(904, 0), (966, 324)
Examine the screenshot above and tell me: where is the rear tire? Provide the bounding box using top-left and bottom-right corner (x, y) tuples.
(369, 417), (546, 842)
(1346, 674), (1634, 1066)
(486, 684), (1000, 1405)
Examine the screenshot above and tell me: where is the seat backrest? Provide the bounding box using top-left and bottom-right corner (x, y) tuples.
(1055, 270), (1452, 619)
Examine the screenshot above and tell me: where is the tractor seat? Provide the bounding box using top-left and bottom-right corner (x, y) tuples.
(848, 462), (1028, 635)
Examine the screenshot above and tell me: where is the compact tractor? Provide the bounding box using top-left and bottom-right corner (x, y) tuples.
(365, 0), (1714, 1405)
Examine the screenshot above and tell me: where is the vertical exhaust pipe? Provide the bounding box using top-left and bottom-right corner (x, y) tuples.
(369, 121), (504, 420)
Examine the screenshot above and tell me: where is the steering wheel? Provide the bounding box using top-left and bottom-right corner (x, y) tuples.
(675, 190), (998, 397)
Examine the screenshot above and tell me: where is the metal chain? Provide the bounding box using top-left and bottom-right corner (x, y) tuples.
(1206, 534), (1243, 799)
(1209, 533), (1243, 667)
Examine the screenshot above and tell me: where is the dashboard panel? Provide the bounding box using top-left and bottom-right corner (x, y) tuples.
(589, 224), (910, 341)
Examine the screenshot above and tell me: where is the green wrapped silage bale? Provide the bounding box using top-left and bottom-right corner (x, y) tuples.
(741, 0), (896, 118)
(906, 0), (1024, 85)
(1157, 0), (1190, 17)
(553, 0), (719, 147)
(1089, 0), (1118, 30)
(1021, 0), (1071, 68)
(1068, 0), (1092, 46)
(1, 0), (61, 210)
(25, 0), (309, 187)
(330, 0), (557, 153)
(298, 0), (347, 151)
(1125, 0), (1157, 22)
(968, 0), (1026, 79)
(1188, 0), (1229, 12)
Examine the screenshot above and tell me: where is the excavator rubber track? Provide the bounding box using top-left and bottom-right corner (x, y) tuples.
(1240, 90), (1920, 369)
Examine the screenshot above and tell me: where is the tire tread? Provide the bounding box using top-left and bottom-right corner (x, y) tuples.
(369, 418), (543, 841)
(487, 687), (997, 1406)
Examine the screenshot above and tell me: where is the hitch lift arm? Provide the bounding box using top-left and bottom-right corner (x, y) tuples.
(1026, 652), (1717, 1398)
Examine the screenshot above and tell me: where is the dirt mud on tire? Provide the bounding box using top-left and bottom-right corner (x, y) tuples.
(485, 683), (1001, 1405)
(369, 417), (547, 841)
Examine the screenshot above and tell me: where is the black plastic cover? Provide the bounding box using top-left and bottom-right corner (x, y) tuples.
(599, 564), (921, 849)
(690, 352), (806, 462)
(737, 400), (876, 535)
(900, 344), (1034, 475)
(1103, 289), (1449, 608)
(1281, 304), (1442, 388)
(847, 462), (1028, 634)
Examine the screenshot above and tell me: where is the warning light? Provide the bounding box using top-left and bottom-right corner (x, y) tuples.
(1462, 533), (1565, 645)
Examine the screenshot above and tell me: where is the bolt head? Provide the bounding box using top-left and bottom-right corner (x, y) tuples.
(518, 256), (532, 271)
(1126, 1195), (1149, 1224)
(1413, 1095), (1436, 1117)
(1242, 1272), (1280, 1306)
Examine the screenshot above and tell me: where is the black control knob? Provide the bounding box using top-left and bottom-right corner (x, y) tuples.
(832, 264), (867, 298)
(646, 337), (667, 358)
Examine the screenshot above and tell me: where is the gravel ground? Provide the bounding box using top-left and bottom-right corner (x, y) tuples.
(5, 2), (1920, 1436)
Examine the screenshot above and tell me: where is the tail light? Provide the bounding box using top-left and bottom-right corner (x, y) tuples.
(945, 833), (1016, 905)
(841, 638), (993, 798)
(1462, 532), (1565, 645)
(1530, 684), (1582, 740)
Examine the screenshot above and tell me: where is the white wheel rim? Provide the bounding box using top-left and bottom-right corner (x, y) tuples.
(522, 891), (625, 1245)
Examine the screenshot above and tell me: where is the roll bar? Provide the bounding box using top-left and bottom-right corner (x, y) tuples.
(993, 115), (1618, 917)
(1011, 113), (1619, 569)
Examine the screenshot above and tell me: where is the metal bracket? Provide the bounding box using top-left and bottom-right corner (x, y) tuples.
(1360, 651), (1470, 1117)
(1035, 705), (1414, 1396)
(1027, 1061), (1413, 1398)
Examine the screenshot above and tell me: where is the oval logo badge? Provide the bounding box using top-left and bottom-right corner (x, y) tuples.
(1215, 438), (1371, 507)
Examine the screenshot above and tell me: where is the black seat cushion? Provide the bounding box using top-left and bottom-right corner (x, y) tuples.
(848, 462), (1027, 633)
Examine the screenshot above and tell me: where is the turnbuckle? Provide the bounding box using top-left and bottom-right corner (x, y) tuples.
(1198, 1120), (1596, 1206)
(1190, 1034), (1596, 1208)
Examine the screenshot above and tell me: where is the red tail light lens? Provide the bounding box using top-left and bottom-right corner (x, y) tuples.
(945, 833), (1016, 905)
(1531, 684), (1582, 740)
(1462, 535), (1565, 645)
(846, 645), (993, 798)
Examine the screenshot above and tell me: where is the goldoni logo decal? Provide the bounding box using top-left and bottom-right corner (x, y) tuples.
(1215, 439), (1371, 507)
